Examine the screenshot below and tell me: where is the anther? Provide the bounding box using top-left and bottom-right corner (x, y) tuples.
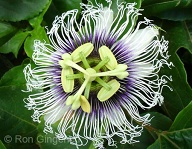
(79, 52), (90, 69)
(66, 73), (84, 80)
(95, 77), (111, 90)
(80, 95), (91, 113)
(99, 46), (117, 70)
(61, 67), (74, 93)
(97, 79), (120, 102)
(71, 43), (94, 63)
(94, 57), (110, 71)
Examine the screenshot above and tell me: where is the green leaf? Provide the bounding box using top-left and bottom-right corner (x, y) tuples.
(0, 30), (29, 57)
(29, 0), (52, 28)
(90, 0), (142, 10)
(44, 0), (82, 27)
(88, 142), (95, 149)
(0, 64), (26, 86)
(142, 0), (192, 21)
(0, 85), (39, 149)
(0, 22), (16, 38)
(53, 0), (82, 13)
(0, 140), (6, 149)
(24, 26), (49, 58)
(0, 62), (40, 149)
(169, 101), (192, 131)
(147, 112), (173, 131)
(148, 101), (192, 149)
(0, 0), (50, 22)
(37, 133), (74, 149)
(24, 1), (51, 59)
(186, 20), (192, 42)
(159, 21), (192, 119)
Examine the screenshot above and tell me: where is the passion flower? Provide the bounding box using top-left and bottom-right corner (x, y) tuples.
(23, 1), (173, 148)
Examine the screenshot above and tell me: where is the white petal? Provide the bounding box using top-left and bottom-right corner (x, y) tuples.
(128, 27), (159, 57)
(131, 62), (153, 78)
(96, 7), (113, 32)
(101, 7), (113, 28)
(44, 104), (68, 124)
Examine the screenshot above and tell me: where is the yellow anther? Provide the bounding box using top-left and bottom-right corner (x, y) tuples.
(61, 67), (74, 93)
(71, 98), (81, 110)
(117, 72), (129, 79)
(115, 64), (129, 79)
(59, 60), (68, 69)
(62, 53), (72, 61)
(99, 46), (117, 70)
(80, 95), (91, 113)
(59, 53), (72, 69)
(115, 64), (128, 71)
(66, 95), (75, 106)
(97, 79), (120, 102)
(71, 43), (94, 63)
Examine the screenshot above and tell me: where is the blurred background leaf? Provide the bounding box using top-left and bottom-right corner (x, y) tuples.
(0, 61), (40, 149)
(0, 140), (6, 149)
(148, 100), (192, 149)
(142, 0), (192, 21)
(0, 0), (50, 22)
(157, 21), (192, 119)
(44, 0), (82, 28)
(0, 30), (29, 57)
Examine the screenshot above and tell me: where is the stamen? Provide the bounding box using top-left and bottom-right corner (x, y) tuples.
(66, 73), (84, 80)
(62, 53), (72, 61)
(84, 82), (91, 99)
(71, 43), (94, 63)
(97, 79), (120, 102)
(59, 53), (72, 69)
(63, 59), (88, 75)
(71, 99), (81, 110)
(90, 64), (128, 79)
(68, 78), (90, 110)
(66, 95), (75, 106)
(94, 57), (110, 71)
(61, 67), (74, 93)
(75, 78), (90, 97)
(80, 95), (91, 113)
(117, 72), (129, 80)
(79, 52), (90, 69)
(99, 45), (117, 70)
(95, 77), (111, 90)
(59, 60), (68, 69)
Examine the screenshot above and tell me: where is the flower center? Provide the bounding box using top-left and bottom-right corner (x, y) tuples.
(59, 43), (129, 113)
